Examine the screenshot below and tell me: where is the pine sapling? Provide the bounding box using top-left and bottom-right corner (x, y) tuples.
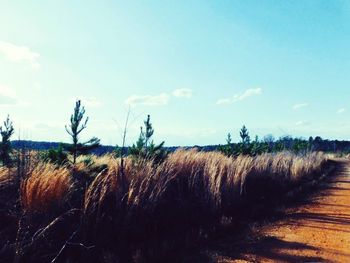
(0, 115), (14, 167)
(65, 100), (100, 164)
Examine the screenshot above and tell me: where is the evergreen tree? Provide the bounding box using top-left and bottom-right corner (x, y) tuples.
(263, 134), (275, 152)
(292, 138), (309, 154)
(273, 139), (285, 152)
(240, 125), (250, 144)
(42, 144), (68, 165)
(129, 115), (167, 163)
(0, 115), (14, 166)
(308, 136), (314, 152)
(313, 136), (323, 151)
(239, 125), (251, 155)
(226, 132), (232, 145)
(114, 145), (122, 158)
(219, 133), (235, 156)
(65, 100), (100, 164)
(250, 135), (262, 156)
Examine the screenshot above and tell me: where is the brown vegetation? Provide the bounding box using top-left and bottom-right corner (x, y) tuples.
(0, 166), (13, 185)
(0, 149), (332, 262)
(81, 149), (329, 261)
(20, 163), (73, 214)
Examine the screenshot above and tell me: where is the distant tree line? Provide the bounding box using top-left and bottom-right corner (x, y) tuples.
(2, 100), (350, 168)
(219, 125), (350, 157)
(11, 140), (115, 155)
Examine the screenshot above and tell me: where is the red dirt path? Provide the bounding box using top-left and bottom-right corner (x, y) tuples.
(218, 160), (350, 263)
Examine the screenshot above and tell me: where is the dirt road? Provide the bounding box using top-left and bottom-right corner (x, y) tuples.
(212, 160), (350, 263)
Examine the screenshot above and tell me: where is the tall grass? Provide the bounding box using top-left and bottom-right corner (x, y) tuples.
(81, 149), (328, 260)
(0, 166), (13, 185)
(20, 163), (73, 214)
(10, 149), (329, 262)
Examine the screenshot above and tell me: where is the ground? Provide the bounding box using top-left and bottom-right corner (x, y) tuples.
(214, 160), (350, 263)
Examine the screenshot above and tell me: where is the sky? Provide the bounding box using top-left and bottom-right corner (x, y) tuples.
(0, 1), (349, 146)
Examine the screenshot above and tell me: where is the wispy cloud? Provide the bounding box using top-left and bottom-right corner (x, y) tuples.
(0, 41), (40, 69)
(216, 88), (262, 105)
(337, 108), (346, 114)
(292, 103), (309, 110)
(216, 98), (231, 105)
(125, 93), (170, 106)
(172, 88), (192, 98)
(125, 88), (192, 107)
(0, 85), (18, 106)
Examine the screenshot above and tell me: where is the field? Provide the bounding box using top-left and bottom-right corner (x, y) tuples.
(2, 1), (350, 262)
(0, 149), (333, 262)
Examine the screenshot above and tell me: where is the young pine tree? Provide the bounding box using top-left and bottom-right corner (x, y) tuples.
(0, 115), (14, 166)
(129, 115), (167, 163)
(226, 133), (232, 145)
(65, 100), (100, 164)
(239, 125), (251, 155)
(42, 144), (68, 166)
(251, 135), (269, 156)
(273, 138), (285, 152)
(219, 133), (234, 156)
(240, 125), (250, 144)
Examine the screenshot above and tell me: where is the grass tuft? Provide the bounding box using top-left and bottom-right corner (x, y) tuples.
(20, 163), (73, 214)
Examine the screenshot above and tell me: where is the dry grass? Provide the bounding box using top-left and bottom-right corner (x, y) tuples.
(20, 163), (73, 214)
(1, 149), (329, 262)
(76, 153), (116, 167)
(15, 149), (327, 221)
(0, 167), (13, 185)
(80, 149), (328, 260)
(83, 149), (328, 219)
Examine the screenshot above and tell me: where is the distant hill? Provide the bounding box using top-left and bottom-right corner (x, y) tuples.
(10, 140), (219, 156)
(10, 137), (350, 155)
(11, 140), (115, 156)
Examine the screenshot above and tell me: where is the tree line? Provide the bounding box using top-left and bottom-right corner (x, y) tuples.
(218, 125), (350, 157)
(0, 100), (349, 167)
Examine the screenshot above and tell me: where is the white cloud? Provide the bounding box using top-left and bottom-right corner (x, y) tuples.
(125, 89), (193, 107)
(216, 88), (262, 105)
(0, 41), (40, 69)
(216, 98), (231, 105)
(125, 93), (170, 106)
(239, 88), (263, 100)
(0, 85), (18, 105)
(172, 88), (192, 98)
(70, 97), (101, 107)
(292, 103), (309, 110)
(337, 108), (346, 114)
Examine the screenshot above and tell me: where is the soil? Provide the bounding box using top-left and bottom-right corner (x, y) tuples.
(215, 160), (350, 263)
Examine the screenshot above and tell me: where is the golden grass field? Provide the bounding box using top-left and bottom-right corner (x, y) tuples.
(0, 149), (332, 262)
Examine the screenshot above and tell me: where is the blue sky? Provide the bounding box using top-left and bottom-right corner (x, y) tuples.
(0, 1), (349, 146)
